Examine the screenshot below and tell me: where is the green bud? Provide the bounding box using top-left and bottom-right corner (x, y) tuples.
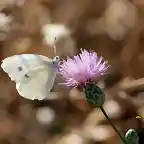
(125, 129), (139, 144)
(83, 83), (105, 107)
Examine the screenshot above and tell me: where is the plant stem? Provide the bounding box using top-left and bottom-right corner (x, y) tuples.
(100, 107), (127, 144)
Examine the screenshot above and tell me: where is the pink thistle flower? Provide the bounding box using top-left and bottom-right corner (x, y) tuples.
(59, 49), (110, 87)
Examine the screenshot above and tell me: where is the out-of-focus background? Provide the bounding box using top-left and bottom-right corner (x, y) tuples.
(0, 0), (144, 144)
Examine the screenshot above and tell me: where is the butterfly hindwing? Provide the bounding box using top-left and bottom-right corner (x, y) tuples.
(16, 64), (56, 100)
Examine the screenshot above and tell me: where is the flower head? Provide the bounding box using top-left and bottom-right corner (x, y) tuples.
(59, 49), (110, 87)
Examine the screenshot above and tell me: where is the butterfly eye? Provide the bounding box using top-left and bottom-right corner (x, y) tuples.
(56, 56), (59, 60)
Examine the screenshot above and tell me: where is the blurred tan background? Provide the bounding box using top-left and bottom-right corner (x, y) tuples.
(0, 0), (144, 143)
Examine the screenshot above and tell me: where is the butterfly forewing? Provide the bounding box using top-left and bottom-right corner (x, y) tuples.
(1, 55), (29, 82)
(1, 54), (54, 82)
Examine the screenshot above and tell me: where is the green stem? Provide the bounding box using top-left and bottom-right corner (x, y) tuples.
(100, 107), (127, 144)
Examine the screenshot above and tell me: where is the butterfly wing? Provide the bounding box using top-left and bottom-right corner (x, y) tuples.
(16, 64), (57, 100)
(21, 54), (53, 65)
(1, 55), (29, 82)
(1, 54), (53, 82)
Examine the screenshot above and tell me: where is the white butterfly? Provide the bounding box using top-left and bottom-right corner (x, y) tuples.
(1, 54), (60, 100)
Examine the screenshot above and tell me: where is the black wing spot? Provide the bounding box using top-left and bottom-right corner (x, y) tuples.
(18, 66), (23, 71)
(24, 74), (30, 78)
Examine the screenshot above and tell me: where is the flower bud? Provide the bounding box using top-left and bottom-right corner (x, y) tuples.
(125, 129), (139, 144)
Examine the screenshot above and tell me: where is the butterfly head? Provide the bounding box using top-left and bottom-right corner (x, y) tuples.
(52, 56), (60, 68)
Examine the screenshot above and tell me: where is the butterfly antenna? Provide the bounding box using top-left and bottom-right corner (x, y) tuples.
(53, 37), (56, 56)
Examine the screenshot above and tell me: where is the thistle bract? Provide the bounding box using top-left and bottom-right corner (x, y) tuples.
(84, 83), (105, 106)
